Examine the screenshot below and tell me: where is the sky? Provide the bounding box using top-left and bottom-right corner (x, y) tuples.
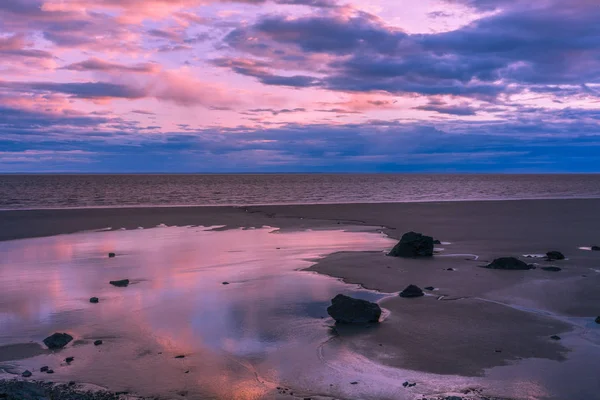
(1, 0), (600, 172)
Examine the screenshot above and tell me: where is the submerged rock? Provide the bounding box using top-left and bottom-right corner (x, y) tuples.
(326, 294), (381, 324)
(109, 279), (130, 287)
(89, 297), (99, 303)
(388, 232), (434, 257)
(43, 332), (73, 349)
(546, 251), (565, 260)
(483, 257), (533, 270)
(94, 340), (103, 346)
(399, 284), (424, 298)
(542, 266), (562, 272)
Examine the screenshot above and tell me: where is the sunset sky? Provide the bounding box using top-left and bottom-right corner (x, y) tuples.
(1, 0), (600, 172)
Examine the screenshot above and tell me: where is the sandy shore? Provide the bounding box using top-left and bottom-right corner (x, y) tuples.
(1, 199), (600, 399)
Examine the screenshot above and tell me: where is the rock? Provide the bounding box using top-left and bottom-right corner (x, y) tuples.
(402, 381), (416, 387)
(46, 369), (54, 374)
(326, 294), (381, 324)
(546, 251), (565, 260)
(542, 267), (562, 272)
(424, 286), (435, 291)
(175, 355), (185, 359)
(433, 239), (441, 245)
(89, 297), (99, 303)
(595, 316), (600, 324)
(94, 340), (103, 346)
(109, 279), (129, 287)
(483, 257), (533, 270)
(446, 268), (455, 271)
(550, 335), (561, 340)
(43, 332), (73, 349)
(65, 357), (74, 363)
(350, 382), (358, 385)
(399, 284), (424, 298)
(388, 231), (434, 257)
(222, 282), (229, 285)
(40, 366), (49, 372)
(108, 252), (116, 258)
(21, 370), (32, 378)
(445, 397), (463, 400)
(592, 246), (600, 251)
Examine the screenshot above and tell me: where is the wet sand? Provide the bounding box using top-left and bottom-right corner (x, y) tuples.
(1, 199), (600, 399)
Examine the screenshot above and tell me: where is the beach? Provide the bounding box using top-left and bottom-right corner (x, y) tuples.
(1, 199), (600, 399)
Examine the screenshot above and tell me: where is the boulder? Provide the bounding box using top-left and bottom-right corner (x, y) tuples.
(109, 279), (129, 287)
(89, 297), (99, 303)
(399, 284), (424, 298)
(326, 294), (381, 324)
(43, 333), (73, 349)
(483, 257), (533, 270)
(592, 246), (600, 251)
(546, 251), (565, 260)
(388, 232), (434, 257)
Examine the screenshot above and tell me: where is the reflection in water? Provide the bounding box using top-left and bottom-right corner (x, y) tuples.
(0, 226), (398, 399)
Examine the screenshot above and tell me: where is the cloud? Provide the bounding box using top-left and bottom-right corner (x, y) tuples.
(62, 58), (160, 74)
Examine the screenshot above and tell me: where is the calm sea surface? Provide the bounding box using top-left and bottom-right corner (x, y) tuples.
(1, 174), (599, 210)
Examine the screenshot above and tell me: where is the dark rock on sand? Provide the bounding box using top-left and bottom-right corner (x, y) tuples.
(595, 316), (600, 324)
(89, 297), (99, 303)
(21, 370), (32, 378)
(592, 246), (600, 251)
(175, 355), (185, 359)
(542, 266), (562, 272)
(546, 251), (565, 260)
(399, 284), (424, 298)
(550, 335), (561, 340)
(43, 332), (73, 349)
(40, 366), (49, 372)
(433, 239), (441, 245)
(109, 279), (129, 287)
(108, 252), (116, 258)
(65, 357), (74, 363)
(222, 282), (229, 285)
(388, 232), (434, 257)
(424, 286), (435, 291)
(94, 340), (103, 346)
(46, 369), (54, 374)
(483, 257), (533, 270)
(326, 294), (381, 324)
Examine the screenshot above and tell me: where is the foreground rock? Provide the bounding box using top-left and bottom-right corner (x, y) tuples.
(327, 294), (381, 324)
(43, 333), (73, 349)
(0, 380), (145, 400)
(483, 257), (533, 270)
(388, 231), (434, 257)
(109, 279), (129, 287)
(546, 251), (565, 260)
(399, 284), (424, 298)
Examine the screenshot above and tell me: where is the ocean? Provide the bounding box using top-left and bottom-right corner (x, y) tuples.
(1, 174), (600, 210)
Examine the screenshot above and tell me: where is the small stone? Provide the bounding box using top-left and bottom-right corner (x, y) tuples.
(175, 355), (185, 359)
(43, 332), (73, 349)
(483, 257), (533, 270)
(546, 251), (565, 260)
(65, 357), (74, 363)
(402, 382), (409, 387)
(591, 246), (600, 251)
(185, 370), (190, 374)
(445, 397), (463, 400)
(595, 316), (600, 324)
(69, 381), (76, 386)
(424, 286), (435, 291)
(94, 340), (103, 346)
(108, 252), (116, 258)
(350, 381), (358, 385)
(89, 297), (99, 303)
(541, 267), (562, 272)
(399, 284), (424, 298)
(495, 349), (502, 353)
(40, 366), (49, 372)
(46, 369), (54, 374)
(550, 335), (561, 340)
(222, 282), (229, 285)
(22, 370), (32, 378)
(446, 268), (455, 271)
(109, 279), (129, 287)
